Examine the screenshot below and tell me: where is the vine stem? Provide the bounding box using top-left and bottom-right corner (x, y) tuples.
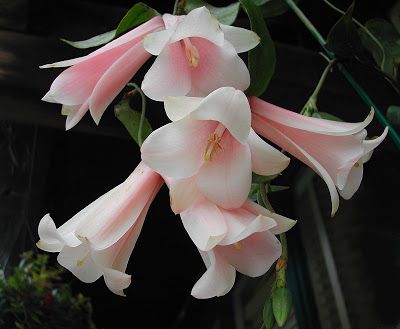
(310, 59), (336, 103)
(285, 0), (400, 150)
(127, 82), (146, 146)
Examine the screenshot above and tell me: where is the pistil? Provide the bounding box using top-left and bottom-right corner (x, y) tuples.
(183, 38), (200, 67)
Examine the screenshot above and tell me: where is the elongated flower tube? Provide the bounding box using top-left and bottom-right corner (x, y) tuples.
(141, 87), (290, 210)
(40, 17), (165, 130)
(36, 162), (163, 296)
(190, 201), (295, 299)
(141, 6), (260, 101)
(250, 97), (388, 216)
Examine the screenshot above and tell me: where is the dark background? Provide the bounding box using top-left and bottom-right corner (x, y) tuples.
(1, 1), (400, 328)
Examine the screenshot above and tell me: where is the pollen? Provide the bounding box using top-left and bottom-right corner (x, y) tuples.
(234, 242), (242, 250)
(183, 38), (200, 67)
(204, 133), (223, 161)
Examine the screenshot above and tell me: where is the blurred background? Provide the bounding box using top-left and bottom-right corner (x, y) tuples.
(0, 0), (399, 328)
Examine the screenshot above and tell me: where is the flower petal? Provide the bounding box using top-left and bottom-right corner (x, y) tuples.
(248, 129), (290, 175)
(192, 87), (251, 143)
(338, 163), (363, 200)
(103, 268), (131, 296)
(220, 24), (260, 53)
(57, 244), (103, 283)
(181, 200), (227, 251)
(164, 96), (203, 122)
(143, 28), (175, 56)
(216, 231), (281, 277)
(253, 115), (340, 216)
(37, 214), (65, 252)
(168, 176), (203, 214)
(141, 119), (215, 178)
(197, 134), (252, 209)
(191, 250), (236, 299)
(362, 127), (388, 160)
(142, 41), (192, 101)
(89, 42), (152, 125)
(64, 102), (89, 130)
(188, 39), (250, 97)
(250, 97), (374, 136)
(171, 7), (224, 46)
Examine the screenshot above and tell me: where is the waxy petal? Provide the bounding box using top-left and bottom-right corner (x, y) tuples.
(37, 214), (66, 252)
(64, 102), (89, 130)
(143, 28), (175, 56)
(191, 250), (236, 299)
(181, 200), (227, 251)
(192, 87), (251, 143)
(197, 134), (252, 209)
(248, 129), (290, 175)
(142, 41), (191, 101)
(168, 176), (203, 214)
(103, 268), (132, 297)
(250, 97), (374, 136)
(216, 231), (281, 277)
(220, 24), (260, 53)
(164, 96), (203, 122)
(338, 163), (363, 200)
(141, 119), (215, 178)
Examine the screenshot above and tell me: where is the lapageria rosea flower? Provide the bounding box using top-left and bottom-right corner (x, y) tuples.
(141, 6), (260, 101)
(141, 87), (290, 210)
(250, 97), (388, 216)
(36, 162), (163, 296)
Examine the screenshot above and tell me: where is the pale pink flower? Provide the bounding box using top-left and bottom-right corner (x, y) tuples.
(41, 17), (165, 130)
(189, 201), (295, 299)
(141, 6), (260, 101)
(36, 162), (163, 296)
(141, 87), (290, 209)
(250, 97), (388, 216)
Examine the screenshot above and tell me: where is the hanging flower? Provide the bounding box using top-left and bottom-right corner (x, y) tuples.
(40, 17), (165, 130)
(141, 6), (260, 101)
(141, 87), (290, 209)
(190, 200), (295, 299)
(36, 162), (163, 296)
(250, 97), (388, 216)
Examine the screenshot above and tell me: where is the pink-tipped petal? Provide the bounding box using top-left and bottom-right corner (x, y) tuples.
(191, 250), (236, 299)
(181, 200), (227, 251)
(142, 41), (191, 101)
(197, 134), (252, 209)
(248, 129), (290, 175)
(220, 24), (260, 53)
(141, 119), (215, 178)
(89, 42), (152, 125)
(216, 231), (281, 277)
(192, 87), (251, 143)
(164, 96), (203, 122)
(250, 97), (375, 136)
(189, 39), (250, 97)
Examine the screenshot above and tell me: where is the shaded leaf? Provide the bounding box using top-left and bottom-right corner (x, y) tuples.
(272, 287), (292, 327)
(184, 0), (240, 25)
(249, 183), (259, 201)
(252, 173), (279, 183)
(263, 298), (275, 329)
(268, 185), (289, 192)
(312, 111), (343, 121)
(326, 2), (363, 58)
(61, 30), (116, 49)
(389, 0), (400, 34)
(114, 99), (152, 146)
(359, 18), (400, 80)
(240, 0), (276, 96)
(387, 105), (400, 126)
(261, 0), (300, 18)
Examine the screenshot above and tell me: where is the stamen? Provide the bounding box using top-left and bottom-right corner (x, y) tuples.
(234, 242), (242, 250)
(204, 123), (226, 161)
(183, 38), (200, 67)
(76, 252), (89, 268)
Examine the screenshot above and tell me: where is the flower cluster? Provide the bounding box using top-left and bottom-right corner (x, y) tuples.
(37, 6), (387, 298)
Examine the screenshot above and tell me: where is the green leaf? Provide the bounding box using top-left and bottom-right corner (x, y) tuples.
(252, 173), (279, 183)
(359, 18), (400, 80)
(114, 99), (152, 146)
(240, 0), (276, 96)
(249, 183), (259, 201)
(261, 0), (300, 18)
(263, 298), (275, 329)
(326, 2), (363, 58)
(312, 111), (343, 121)
(268, 185), (289, 192)
(390, 0), (400, 34)
(61, 2), (159, 49)
(272, 287), (292, 327)
(61, 30), (116, 49)
(184, 0), (240, 25)
(387, 105), (400, 126)
(115, 2), (160, 37)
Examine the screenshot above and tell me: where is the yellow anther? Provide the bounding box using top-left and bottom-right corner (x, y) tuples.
(204, 133), (223, 161)
(183, 38), (200, 67)
(234, 242), (242, 250)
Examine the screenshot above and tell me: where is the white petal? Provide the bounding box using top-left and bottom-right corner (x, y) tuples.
(168, 176), (203, 214)
(192, 87), (251, 144)
(362, 127), (388, 161)
(103, 268), (131, 296)
(143, 29), (175, 56)
(191, 250), (236, 299)
(141, 119), (214, 178)
(181, 200), (227, 251)
(164, 96), (203, 122)
(171, 7), (224, 46)
(338, 163), (363, 199)
(248, 129), (290, 175)
(220, 24), (260, 53)
(37, 214), (64, 252)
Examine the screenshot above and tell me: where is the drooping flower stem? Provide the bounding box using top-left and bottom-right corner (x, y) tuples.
(285, 0), (400, 149)
(173, 0), (186, 15)
(127, 82), (147, 146)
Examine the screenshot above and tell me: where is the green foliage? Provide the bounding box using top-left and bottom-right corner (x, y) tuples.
(263, 298), (275, 329)
(0, 251), (96, 329)
(387, 105), (400, 126)
(272, 287), (292, 327)
(260, 0), (300, 18)
(61, 2), (159, 49)
(240, 0), (276, 97)
(312, 111), (343, 121)
(326, 2), (363, 58)
(184, 0), (240, 25)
